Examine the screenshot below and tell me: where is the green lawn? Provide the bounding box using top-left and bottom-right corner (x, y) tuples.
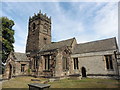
(48, 78), (120, 88)
(2, 76), (120, 88)
(2, 76), (48, 88)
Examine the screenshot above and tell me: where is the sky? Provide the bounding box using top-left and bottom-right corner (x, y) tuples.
(1, 1), (119, 53)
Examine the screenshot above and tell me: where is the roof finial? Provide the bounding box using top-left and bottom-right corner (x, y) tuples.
(29, 16), (31, 19)
(39, 10), (41, 13)
(49, 16), (51, 19)
(44, 13), (46, 16)
(34, 13), (36, 16)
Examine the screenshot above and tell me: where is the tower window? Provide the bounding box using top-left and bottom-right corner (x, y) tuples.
(44, 38), (47, 44)
(32, 23), (36, 29)
(105, 55), (113, 70)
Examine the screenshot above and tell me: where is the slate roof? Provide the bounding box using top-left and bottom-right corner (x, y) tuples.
(73, 37), (118, 54)
(40, 38), (75, 52)
(13, 52), (29, 61)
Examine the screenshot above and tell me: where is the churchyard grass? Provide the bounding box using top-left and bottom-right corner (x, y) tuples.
(2, 76), (48, 88)
(48, 78), (120, 88)
(2, 76), (120, 88)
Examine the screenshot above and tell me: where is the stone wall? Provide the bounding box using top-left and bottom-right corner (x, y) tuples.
(118, 66), (120, 77)
(3, 59), (29, 79)
(55, 47), (71, 77)
(3, 59), (15, 79)
(29, 51), (57, 77)
(55, 50), (63, 77)
(30, 46), (72, 77)
(71, 50), (118, 78)
(26, 12), (51, 53)
(15, 61), (29, 76)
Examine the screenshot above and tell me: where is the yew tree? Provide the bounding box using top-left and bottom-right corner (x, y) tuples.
(0, 17), (15, 63)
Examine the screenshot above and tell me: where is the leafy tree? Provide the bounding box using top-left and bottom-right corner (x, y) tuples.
(0, 17), (15, 63)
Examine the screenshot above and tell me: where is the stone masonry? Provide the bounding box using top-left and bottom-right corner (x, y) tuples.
(4, 11), (120, 79)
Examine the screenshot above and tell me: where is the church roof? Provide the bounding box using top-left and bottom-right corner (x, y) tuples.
(73, 37), (118, 54)
(13, 52), (29, 61)
(40, 38), (75, 52)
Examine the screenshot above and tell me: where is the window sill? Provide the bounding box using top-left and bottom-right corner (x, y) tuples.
(63, 70), (69, 72)
(32, 69), (36, 72)
(74, 69), (79, 70)
(43, 70), (50, 72)
(107, 69), (114, 71)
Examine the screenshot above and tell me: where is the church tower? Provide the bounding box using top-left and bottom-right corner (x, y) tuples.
(26, 11), (51, 54)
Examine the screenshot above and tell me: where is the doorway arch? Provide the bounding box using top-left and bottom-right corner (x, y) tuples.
(8, 64), (12, 79)
(81, 67), (86, 77)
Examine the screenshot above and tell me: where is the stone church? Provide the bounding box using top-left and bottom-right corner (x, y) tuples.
(3, 11), (120, 79)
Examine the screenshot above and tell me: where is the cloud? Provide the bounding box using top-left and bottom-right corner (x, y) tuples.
(2, 2), (29, 53)
(64, 2), (118, 44)
(13, 23), (28, 53)
(2, 0), (119, 2)
(13, 43), (26, 53)
(51, 2), (85, 41)
(93, 2), (118, 38)
(2, 2), (118, 53)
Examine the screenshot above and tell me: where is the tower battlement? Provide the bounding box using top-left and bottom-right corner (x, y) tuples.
(26, 10), (51, 53)
(29, 10), (51, 23)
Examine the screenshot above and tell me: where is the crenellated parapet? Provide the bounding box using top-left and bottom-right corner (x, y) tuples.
(29, 10), (51, 23)
(26, 10), (52, 54)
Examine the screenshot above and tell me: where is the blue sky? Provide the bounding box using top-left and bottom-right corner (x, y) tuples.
(1, 1), (119, 53)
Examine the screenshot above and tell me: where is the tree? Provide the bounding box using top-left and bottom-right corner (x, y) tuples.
(0, 17), (15, 63)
